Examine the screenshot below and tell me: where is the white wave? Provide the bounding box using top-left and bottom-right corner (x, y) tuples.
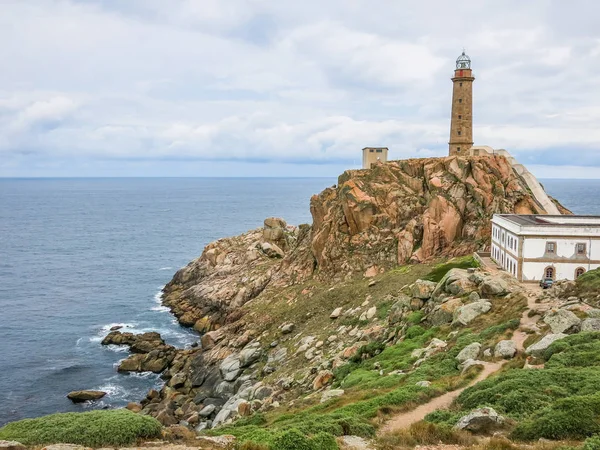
(96, 383), (127, 398)
(158, 267), (172, 271)
(103, 345), (129, 353)
(128, 371), (155, 379)
(151, 304), (170, 312)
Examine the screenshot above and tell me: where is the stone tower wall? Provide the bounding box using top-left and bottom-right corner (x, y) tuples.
(449, 68), (475, 156)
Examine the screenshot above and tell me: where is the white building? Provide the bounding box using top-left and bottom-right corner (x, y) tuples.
(491, 214), (600, 282)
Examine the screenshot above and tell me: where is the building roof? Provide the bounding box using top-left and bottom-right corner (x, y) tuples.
(362, 147), (388, 151)
(495, 214), (600, 227)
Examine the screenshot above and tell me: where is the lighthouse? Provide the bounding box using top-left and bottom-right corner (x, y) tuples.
(449, 51), (475, 156)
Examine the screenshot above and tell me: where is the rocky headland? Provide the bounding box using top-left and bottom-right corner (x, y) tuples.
(97, 155), (572, 432)
(11, 155), (600, 449)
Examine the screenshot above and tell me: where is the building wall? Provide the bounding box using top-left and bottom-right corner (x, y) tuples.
(522, 261), (600, 282)
(449, 68), (475, 156)
(521, 237), (599, 281)
(491, 215), (600, 282)
(491, 223), (520, 278)
(362, 148), (388, 169)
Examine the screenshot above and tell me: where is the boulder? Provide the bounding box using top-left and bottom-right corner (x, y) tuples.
(543, 309), (581, 334)
(460, 359), (485, 373)
(260, 242), (284, 258)
(0, 441), (26, 450)
(313, 370), (334, 390)
(456, 343), (482, 363)
(239, 342), (262, 367)
(480, 277), (509, 296)
(526, 333), (568, 357)
(330, 307), (343, 319)
(263, 217), (288, 248)
(220, 354), (242, 381)
(199, 404), (216, 417)
(581, 318), (600, 332)
(66, 390), (106, 403)
(429, 298), (463, 325)
(411, 279), (437, 300)
(468, 291), (481, 302)
(281, 323), (294, 334)
(126, 402), (142, 413)
(320, 389), (344, 403)
(416, 381), (431, 387)
(494, 340), (517, 359)
(453, 300), (492, 326)
(455, 407), (505, 432)
(366, 306), (377, 320)
(388, 294), (412, 324)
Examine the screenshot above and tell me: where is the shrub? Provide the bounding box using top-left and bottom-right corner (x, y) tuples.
(272, 429), (313, 450)
(0, 409), (162, 447)
(584, 435), (600, 450)
(406, 325), (426, 339)
(424, 409), (462, 427)
(512, 394), (600, 440)
(422, 256), (479, 283)
(308, 432), (339, 450)
(349, 341), (386, 363)
(458, 368), (600, 420)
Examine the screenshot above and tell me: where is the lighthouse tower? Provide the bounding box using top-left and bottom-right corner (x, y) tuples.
(449, 51), (475, 156)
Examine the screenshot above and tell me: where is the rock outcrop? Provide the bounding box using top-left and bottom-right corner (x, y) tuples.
(162, 155), (566, 334)
(118, 155), (569, 429)
(455, 407), (505, 432)
(66, 390), (106, 403)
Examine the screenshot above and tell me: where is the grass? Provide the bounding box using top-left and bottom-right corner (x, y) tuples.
(376, 421), (476, 449)
(566, 268), (600, 303)
(421, 255), (480, 283)
(433, 332), (600, 441)
(206, 258), (529, 448)
(0, 409), (162, 447)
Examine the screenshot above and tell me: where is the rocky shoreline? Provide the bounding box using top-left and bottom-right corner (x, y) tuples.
(96, 155), (572, 431)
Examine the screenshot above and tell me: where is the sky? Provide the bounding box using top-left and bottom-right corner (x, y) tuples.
(1, 0), (600, 178)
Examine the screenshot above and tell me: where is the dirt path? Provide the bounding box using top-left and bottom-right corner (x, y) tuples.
(379, 274), (542, 435)
(378, 360), (505, 434)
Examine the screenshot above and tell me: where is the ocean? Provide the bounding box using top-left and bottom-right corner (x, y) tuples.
(0, 177), (597, 426)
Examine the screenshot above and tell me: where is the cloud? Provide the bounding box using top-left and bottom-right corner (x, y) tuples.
(0, 0), (600, 176)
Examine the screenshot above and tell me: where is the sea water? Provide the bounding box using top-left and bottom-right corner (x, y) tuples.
(0, 177), (596, 425)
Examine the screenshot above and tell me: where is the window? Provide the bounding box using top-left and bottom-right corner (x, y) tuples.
(546, 242), (556, 254)
(457, 147), (461, 152)
(457, 131), (461, 136)
(576, 243), (586, 255)
(459, 82), (463, 87)
(545, 266), (555, 279)
(576, 267), (586, 278)
(458, 99), (462, 103)
(458, 115), (462, 119)
(369, 149), (374, 153)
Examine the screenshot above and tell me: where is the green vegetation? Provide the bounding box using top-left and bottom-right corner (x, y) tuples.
(421, 255), (480, 282)
(0, 409), (162, 447)
(566, 268), (600, 303)
(436, 333), (600, 441)
(214, 314), (520, 448)
(576, 268), (600, 293)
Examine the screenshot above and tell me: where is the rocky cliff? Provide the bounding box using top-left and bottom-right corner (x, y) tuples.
(162, 155), (568, 333)
(105, 155), (571, 431)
